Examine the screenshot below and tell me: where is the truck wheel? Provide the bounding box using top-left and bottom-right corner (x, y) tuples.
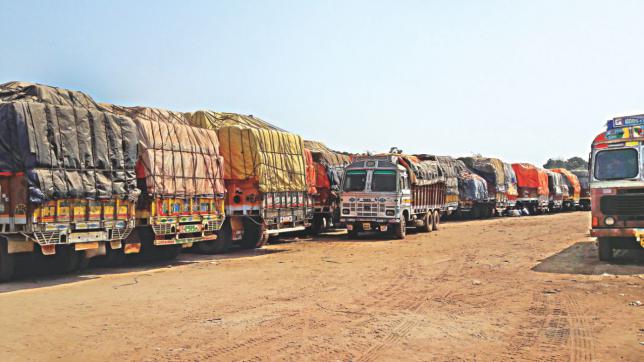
(418, 213), (432, 233)
(194, 221), (232, 254)
(432, 211), (440, 231)
(239, 217), (262, 249)
(310, 214), (324, 235)
(157, 245), (182, 260)
(0, 238), (15, 282)
(53, 245), (80, 274)
(394, 217), (407, 239)
(104, 244), (126, 267)
(597, 237), (614, 261)
(347, 227), (359, 240)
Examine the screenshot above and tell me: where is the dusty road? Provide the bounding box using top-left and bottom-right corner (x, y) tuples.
(0, 212), (642, 361)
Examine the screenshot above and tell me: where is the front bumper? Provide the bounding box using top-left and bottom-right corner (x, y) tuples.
(590, 228), (644, 248)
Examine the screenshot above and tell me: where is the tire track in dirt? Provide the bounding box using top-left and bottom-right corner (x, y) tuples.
(352, 250), (478, 362)
(564, 294), (595, 362)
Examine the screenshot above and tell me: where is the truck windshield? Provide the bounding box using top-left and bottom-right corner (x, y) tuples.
(343, 170), (367, 191)
(371, 170), (397, 192)
(594, 148), (639, 180)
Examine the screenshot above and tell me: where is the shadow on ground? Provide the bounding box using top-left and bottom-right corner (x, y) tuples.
(532, 241), (644, 275)
(0, 247), (287, 294)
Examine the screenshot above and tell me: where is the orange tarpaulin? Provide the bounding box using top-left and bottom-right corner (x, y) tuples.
(314, 162), (331, 189)
(304, 149), (317, 195)
(511, 163), (549, 196)
(551, 168), (581, 200)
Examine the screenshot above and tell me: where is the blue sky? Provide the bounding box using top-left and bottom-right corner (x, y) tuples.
(2, 1), (643, 165)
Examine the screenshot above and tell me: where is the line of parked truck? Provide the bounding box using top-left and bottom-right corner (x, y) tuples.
(0, 82), (606, 282)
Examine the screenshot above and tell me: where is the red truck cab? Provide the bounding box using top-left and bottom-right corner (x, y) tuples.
(590, 116), (644, 260)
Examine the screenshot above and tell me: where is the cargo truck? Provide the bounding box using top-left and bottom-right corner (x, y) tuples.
(590, 115), (644, 261)
(512, 163), (550, 214)
(545, 170), (564, 212)
(104, 106), (227, 257)
(503, 163), (519, 210)
(0, 82), (138, 280)
(552, 168), (581, 210)
(187, 111), (312, 248)
(303, 140), (350, 234)
(571, 169), (591, 210)
(459, 157), (510, 215)
(340, 150), (446, 239)
(433, 156), (492, 219)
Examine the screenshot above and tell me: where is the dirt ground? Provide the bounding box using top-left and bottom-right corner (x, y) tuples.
(0, 212), (642, 361)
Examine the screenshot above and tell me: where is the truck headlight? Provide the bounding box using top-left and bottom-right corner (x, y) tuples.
(385, 210), (395, 216)
(342, 209), (350, 215)
(604, 216), (615, 226)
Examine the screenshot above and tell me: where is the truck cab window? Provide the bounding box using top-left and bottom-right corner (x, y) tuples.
(594, 148), (639, 180)
(343, 170), (367, 191)
(371, 170), (397, 192)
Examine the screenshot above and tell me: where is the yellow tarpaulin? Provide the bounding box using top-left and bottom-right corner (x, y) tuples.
(187, 111), (307, 193)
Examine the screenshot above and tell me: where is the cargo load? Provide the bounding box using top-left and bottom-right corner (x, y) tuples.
(0, 83), (138, 203)
(0, 82), (138, 281)
(503, 163), (518, 207)
(545, 170), (564, 211)
(551, 168), (581, 209)
(459, 157), (511, 213)
(186, 110), (311, 243)
(304, 140), (351, 167)
(103, 106), (225, 197)
(512, 164), (549, 196)
(416, 155), (458, 212)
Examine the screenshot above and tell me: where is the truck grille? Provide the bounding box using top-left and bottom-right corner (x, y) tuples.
(348, 202), (385, 217)
(600, 195), (644, 216)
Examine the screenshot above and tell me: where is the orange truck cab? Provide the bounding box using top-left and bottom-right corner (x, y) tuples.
(590, 115), (644, 260)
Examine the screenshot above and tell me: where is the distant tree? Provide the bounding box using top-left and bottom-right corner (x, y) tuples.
(543, 157), (588, 170)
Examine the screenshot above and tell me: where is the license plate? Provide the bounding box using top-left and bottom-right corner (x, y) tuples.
(362, 223), (371, 230)
(69, 231), (107, 243)
(281, 216), (293, 223)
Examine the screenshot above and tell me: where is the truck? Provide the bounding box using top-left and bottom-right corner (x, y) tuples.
(0, 82), (139, 280)
(104, 106), (227, 257)
(512, 163), (550, 214)
(590, 115), (644, 261)
(459, 157), (511, 215)
(571, 169), (591, 210)
(503, 163), (519, 210)
(433, 156), (492, 219)
(340, 150), (446, 239)
(303, 140), (350, 234)
(551, 168), (581, 210)
(187, 111), (312, 248)
(545, 170), (564, 212)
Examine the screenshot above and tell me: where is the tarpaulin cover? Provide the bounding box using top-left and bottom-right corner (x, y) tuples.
(389, 154), (444, 186)
(503, 163), (518, 197)
(511, 163), (549, 196)
(0, 81), (100, 109)
(304, 149), (318, 195)
(105, 106), (225, 197)
(216, 126), (307, 193)
(0, 84), (138, 202)
(188, 111), (284, 132)
(304, 140), (351, 167)
(314, 162), (331, 189)
(417, 155), (459, 196)
(552, 168), (581, 199)
(459, 157), (507, 193)
(459, 173), (489, 201)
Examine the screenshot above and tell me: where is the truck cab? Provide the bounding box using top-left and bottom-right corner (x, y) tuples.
(590, 116), (644, 260)
(340, 156), (410, 238)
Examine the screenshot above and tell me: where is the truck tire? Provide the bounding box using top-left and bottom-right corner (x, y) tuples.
(0, 238), (15, 282)
(394, 217), (406, 239)
(53, 245), (80, 274)
(418, 213), (432, 233)
(239, 217), (262, 249)
(597, 237), (614, 261)
(310, 214), (325, 235)
(432, 210), (440, 231)
(156, 245), (182, 260)
(347, 227), (358, 240)
(103, 244), (126, 267)
(194, 221), (232, 254)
